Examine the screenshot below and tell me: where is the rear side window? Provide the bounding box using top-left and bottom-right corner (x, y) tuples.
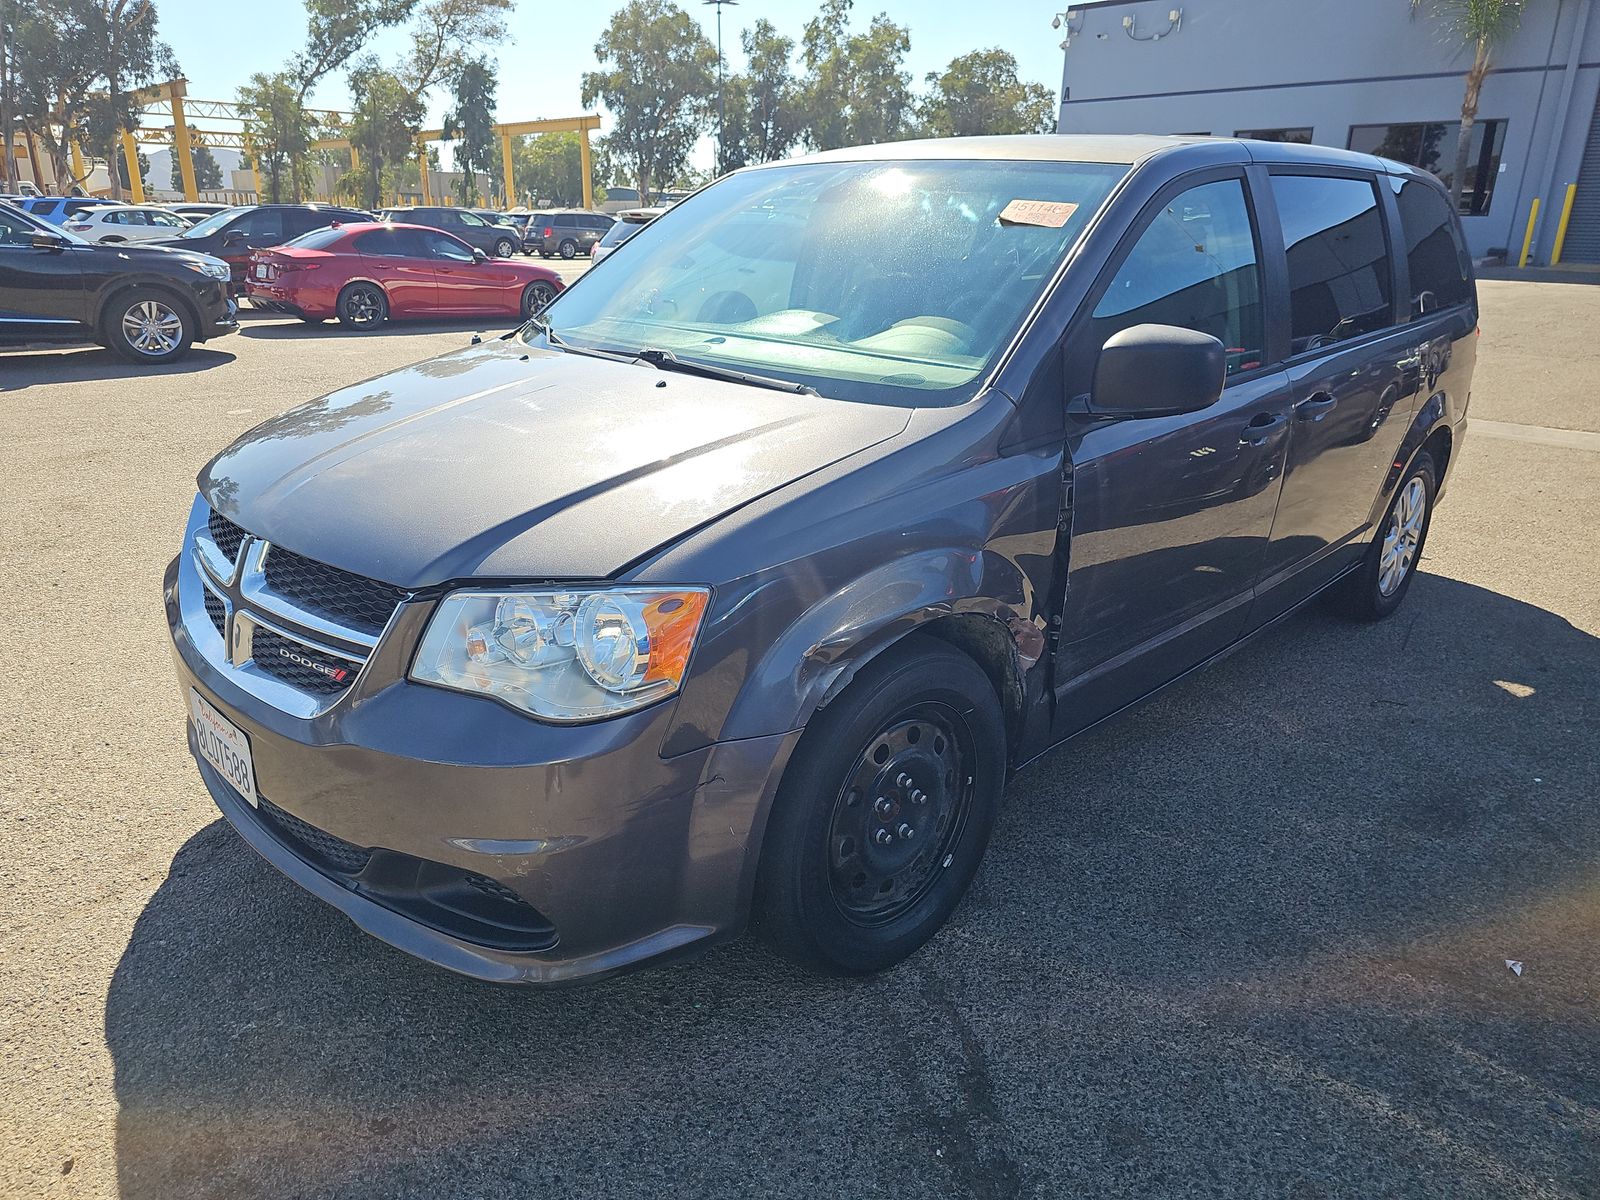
(290, 226), (351, 251)
(1390, 177), (1471, 314)
(1271, 174), (1393, 352)
(1091, 177), (1266, 376)
(25, 200), (52, 214)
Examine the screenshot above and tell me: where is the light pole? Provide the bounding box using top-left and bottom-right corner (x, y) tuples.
(703, 0), (739, 175)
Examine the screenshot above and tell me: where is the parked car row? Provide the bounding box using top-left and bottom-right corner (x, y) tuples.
(376, 206), (524, 260)
(1, 197), (567, 363)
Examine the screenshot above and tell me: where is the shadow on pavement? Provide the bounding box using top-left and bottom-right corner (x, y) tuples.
(0, 346), (236, 389)
(107, 574), (1600, 1199)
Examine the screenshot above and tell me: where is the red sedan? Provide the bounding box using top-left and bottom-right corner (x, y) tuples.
(244, 222), (564, 329)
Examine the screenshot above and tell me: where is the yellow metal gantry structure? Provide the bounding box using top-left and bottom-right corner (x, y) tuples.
(416, 114), (601, 208)
(77, 79), (599, 208)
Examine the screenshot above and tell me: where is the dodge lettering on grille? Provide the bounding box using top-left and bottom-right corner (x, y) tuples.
(279, 646), (348, 683)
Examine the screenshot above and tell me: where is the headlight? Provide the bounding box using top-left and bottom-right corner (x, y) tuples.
(186, 258), (231, 281)
(410, 588), (710, 722)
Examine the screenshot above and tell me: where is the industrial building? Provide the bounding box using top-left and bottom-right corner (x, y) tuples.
(1055, 0), (1600, 264)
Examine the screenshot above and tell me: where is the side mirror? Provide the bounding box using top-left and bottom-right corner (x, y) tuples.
(30, 231), (68, 251)
(221, 229), (247, 246)
(1091, 323), (1226, 417)
(472, 247), (488, 264)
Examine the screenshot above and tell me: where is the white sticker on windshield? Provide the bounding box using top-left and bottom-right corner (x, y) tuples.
(998, 200), (1079, 228)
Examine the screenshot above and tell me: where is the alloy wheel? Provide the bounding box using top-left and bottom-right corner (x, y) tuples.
(1378, 476), (1426, 596)
(120, 299), (184, 357)
(523, 282), (556, 318)
(343, 287), (383, 328)
(827, 703), (975, 926)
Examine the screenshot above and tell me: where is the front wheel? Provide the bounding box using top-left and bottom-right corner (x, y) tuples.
(753, 636), (1007, 975)
(335, 282), (388, 330)
(105, 290), (193, 364)
(1332, 450), (1437, 620)
(521, 280), (558, 319)
(494, 236), (517, 259)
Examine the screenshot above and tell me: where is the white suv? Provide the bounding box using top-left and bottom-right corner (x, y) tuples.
(63, 204), (193, 244)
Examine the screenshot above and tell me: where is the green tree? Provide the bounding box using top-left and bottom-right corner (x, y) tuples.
(798, 0), (913, 151)
(172, 137), (223, 191)
(582, 0), (716, 204)
(715, 73), (753, 174)
(739, 18), (801, 164)
(514, 132), (586, 206)
(8, 0), (178, 198)
(344, 58), (423, 208)
(401, 0), (511, 101)
(442, 57), (497, 205)
(920, 49), (1056, 138)
(1413, 0), (1537, 212)
(238, 71), (311, 202)
(295, 0), (418, 105)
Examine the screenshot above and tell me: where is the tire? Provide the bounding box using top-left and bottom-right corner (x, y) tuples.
(521, 280), (558, 320)
(539, 250), (552, 259)
(753, 635), (1007, 975)
(558, 239), (577, 260)
(494, 236), (517, 259)
(104, 289), (194, 364)
(1332, 450), (1437, 621)
(335, 282), (388, 330)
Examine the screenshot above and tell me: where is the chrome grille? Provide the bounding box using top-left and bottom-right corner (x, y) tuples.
(206, 509), (247, 563)
(188, 497), (408, 713)
(250, 625), (357, 695)
(261, 546), (408, 637)
(202, 587), (227, 637)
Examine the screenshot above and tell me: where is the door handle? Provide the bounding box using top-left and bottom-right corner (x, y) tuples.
(1296, 393), (1338, 422)
(1240, 412), (1287, 446)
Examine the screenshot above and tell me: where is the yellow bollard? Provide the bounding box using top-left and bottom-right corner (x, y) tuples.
(1551, 183), (1578, 266)
(1518, 197), (1541, 268)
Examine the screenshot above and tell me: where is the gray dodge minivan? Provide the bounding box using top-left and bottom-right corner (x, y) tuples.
(166, 136), (1475, 984)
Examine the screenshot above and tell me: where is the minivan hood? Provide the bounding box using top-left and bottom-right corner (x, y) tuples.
(200, 339), (911, 587)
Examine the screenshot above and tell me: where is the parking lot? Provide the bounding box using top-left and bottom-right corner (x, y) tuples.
(2, 276), (1597, 1199)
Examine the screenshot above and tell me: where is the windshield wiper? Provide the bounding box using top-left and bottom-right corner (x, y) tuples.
(634, 347), (819, 395)
(524, 318), (638, 364)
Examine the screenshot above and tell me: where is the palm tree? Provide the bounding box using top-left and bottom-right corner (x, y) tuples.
(1414, 0), (1535, 211)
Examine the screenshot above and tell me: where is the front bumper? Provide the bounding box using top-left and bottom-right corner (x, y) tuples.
(164, 547), (799, 984)
(193, 282), (238, 341)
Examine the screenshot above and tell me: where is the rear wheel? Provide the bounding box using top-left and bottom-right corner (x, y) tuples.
(754, 636), (1006, 975)
(494, 236), (517, 258)
(335, 282), (388, 330)
(558, 239), (577, 260)
(521, 280), (558, 320)
(1333, 450), (1436, 621)
(104, 290), (193, 364)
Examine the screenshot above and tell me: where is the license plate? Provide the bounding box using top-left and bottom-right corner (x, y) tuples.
(254, 263), (270, 280)
(190, 688), (257, 807)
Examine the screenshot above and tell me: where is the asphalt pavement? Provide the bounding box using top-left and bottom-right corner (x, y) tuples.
(1, 278), (1597, 1199)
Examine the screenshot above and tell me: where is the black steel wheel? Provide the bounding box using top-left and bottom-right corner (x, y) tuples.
(335, 282), (387, 330)
(754, 634), (1006, 975)
(826, 704), (976, 925)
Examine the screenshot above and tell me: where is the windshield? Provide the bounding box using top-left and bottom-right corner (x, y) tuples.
(180, 207), (246, 238)
(531, 158), (1126, 403)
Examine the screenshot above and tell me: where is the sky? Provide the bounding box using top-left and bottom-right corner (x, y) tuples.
(144, 0), (1070, 173)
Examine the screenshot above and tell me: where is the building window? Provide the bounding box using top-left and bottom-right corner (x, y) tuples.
(1347, 120), (1507, 216)
(1237, 127), (1313, 144)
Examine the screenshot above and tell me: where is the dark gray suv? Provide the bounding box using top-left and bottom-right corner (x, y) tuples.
(525, 209), (614, 258)
(167, 136), (1475, 984)
(379, 206), (522, 258)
